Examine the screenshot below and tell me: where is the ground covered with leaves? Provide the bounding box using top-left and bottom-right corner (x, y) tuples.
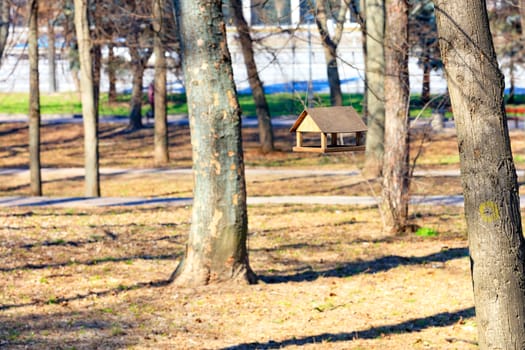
(0, 123), (524, 198)
(1, 123), (524, 348)
(0, 204), (478, 349)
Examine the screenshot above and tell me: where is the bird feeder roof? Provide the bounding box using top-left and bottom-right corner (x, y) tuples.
(290, 106), (367, 134)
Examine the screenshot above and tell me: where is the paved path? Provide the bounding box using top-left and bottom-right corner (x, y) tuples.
(2, 194), (525, 208)
(1, 167), (524, 208)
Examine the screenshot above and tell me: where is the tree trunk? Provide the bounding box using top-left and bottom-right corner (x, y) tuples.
(435, 2), (525, 348)
(0, 0), (9, 66)
(421, 56), (430, 105)
(172, 0), (256, 286)
(74, 0), (100, 197)
(153, 0), (169, 166)
(358, 0), (368, 123)
(508, 60), (515, 104)
(314, 0), (346, 107)
(323, 45), (343, 106)
(92, 44), (101, 112)
(28, 0), (41, 196)
(128, 42), (150, 130)
(230, 0), (274, 153)
(381, 0), (409, 234)
(107, 44), (117, 104)
(518, 0), (525, 39)
(47, 20), (57, 93)
(364, 0), (385, 177)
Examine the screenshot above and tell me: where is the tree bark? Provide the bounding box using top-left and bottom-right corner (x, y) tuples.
(74, 0), (100, 197)
(230, 0), (274, 153)
(172, 0), (256, 286)
(358, 0), (368, 124)
(153, 0), (169, 166)
(518, 0), (525, 39)
(0, 0), (9, 66)
(435, 2), (525, 348)
(314, 0), (348, 107)
(128, 38), (151, 130)
(364, 0), (385, 177)
(28, 0), (41, 196)
(421, 56), (430, 105)
(47, 19), (57, 93)
(107, 44), (117, 104)
(381, 0), (409, 234)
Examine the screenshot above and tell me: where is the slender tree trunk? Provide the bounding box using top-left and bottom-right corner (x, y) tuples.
(108, 44), (117, 104)
(508, 60), (515, 104)
(314, 0), (346, 107)
(421, 56), (430, 105)
(381, 0), (409, 234)
(28, 0), (41, 196)
(364, 0), (385, 177)
(128, 42), (150, 130)
(92, 44), (101, 112)
(74, 0), (100, 197)
(323, 45), (343, 106)
(153, 0), (169, 166)
(435, 2), (525, 348)
(172, 0), (256, 286)
(128, 58), (145, 130)
(358, 0), (368, 121)
(47, 20), (57, 93)
(230, 0), (274, 153)
(518, 0), (525, 38)
(0, 0), (9, 66)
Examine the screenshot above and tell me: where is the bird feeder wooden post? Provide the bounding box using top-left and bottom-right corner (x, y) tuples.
(290, 106), (367, 153)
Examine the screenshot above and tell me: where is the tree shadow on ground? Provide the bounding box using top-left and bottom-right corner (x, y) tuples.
(0, 306), (139, 349)
(0, 275), (173, 311)
(0, 125), (28, 137)
(258, 247), (468, 283)
(221, 307), (476, 350)
(0, 252), (181, 274)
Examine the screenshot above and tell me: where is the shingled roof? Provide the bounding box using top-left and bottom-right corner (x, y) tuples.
(290, 106), (367, 133)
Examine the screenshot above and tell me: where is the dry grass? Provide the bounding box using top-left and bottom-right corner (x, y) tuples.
(0, 204), (479, 349)
(1, 123), (524, 197)
(1, 123), (525, 348)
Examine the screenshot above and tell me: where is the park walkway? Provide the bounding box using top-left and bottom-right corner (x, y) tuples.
(1, 167), (524, 208)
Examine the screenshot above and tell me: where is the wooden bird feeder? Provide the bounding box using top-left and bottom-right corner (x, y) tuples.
(290, 106), (367, 153)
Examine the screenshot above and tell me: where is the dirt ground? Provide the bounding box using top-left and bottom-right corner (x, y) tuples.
(0, 204), (478, 349)
(0, 123), (524, 198)
(0, 122), (524, 349)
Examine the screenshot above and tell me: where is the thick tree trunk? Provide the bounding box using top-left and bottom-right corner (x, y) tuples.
(74, 0), (100, 197)
(364, 0), (385, 177)
(172, 0), (256, 286)
(107, 44), (117, 104)
(47, 20), (57, 93)
(435, 2), (525, 348)
(28, 0), (41, 196)
(381, 0), (409, 234)
(153, 0), (169, 166)
(230, 0), (274, 153)
(0, 0), (9, 66)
